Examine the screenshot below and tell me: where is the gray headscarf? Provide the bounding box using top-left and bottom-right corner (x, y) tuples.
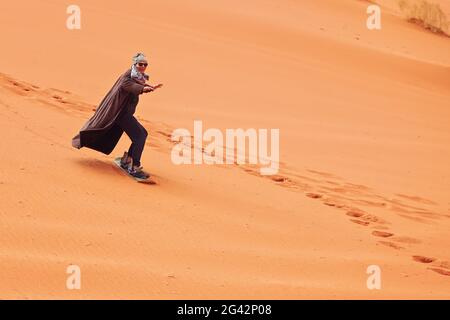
(131, 52), (149, 81)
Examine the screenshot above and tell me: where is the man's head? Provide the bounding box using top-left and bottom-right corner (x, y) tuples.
(133, 52), (148, 73)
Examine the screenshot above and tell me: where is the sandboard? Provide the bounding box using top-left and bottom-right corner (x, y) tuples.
(113, 157), (155, 184)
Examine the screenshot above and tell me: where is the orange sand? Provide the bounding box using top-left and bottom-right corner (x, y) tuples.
(0, 0), (449, 299)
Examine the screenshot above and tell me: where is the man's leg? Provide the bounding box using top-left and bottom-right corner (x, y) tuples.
(117, 112), (148, 167)
(127, 144), (134, 160)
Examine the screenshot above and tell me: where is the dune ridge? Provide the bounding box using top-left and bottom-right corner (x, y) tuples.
(1, 71), (449, 298)
(0, 0), (449, 299)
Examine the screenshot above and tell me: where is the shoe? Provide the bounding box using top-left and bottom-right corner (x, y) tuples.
(128, 165), (148, 180)
(120, 151), (131, 169)
(140, 168), (150, 179)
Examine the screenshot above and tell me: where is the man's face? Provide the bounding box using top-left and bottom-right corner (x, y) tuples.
(136, 61), (148, 73)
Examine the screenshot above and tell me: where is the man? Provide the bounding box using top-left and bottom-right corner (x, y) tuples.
(72, 53), (162, 179)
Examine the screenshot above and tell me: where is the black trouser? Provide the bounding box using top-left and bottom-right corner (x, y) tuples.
(116, 112), (148, 167)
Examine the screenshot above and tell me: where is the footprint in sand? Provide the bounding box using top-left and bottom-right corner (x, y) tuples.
(412, 255), (436, 263)
(361, 214), (386, 224)
(306, 193), (322, 199)
(271, 175), (288, 183)
(427, 261), (450, 276)
(428, 268), (450, 276)
(346, 210), (365, 218)
(378, 241), (404, 250)
(267, 175), (301, 189)
(322, 199), (346, 208)
(372, 230), (394, 238)
(350, 219), (370, 226)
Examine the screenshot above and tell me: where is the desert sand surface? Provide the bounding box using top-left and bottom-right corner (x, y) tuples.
(0, 0), (449, 299)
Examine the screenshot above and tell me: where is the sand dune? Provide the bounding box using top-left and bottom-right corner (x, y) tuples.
(0, 0), (449, 299)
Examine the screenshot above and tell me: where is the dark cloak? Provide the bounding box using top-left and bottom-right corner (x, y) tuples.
(71, 69), (145, 155)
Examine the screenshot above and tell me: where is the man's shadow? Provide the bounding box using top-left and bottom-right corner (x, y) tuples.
(72, 157), (117, 177)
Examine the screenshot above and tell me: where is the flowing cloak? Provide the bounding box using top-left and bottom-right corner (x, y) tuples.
(71, 69), (145, 155)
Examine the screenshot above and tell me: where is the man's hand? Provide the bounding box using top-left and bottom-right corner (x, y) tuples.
(143, 83), (163, 93)
(143, 86), (154, 93)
